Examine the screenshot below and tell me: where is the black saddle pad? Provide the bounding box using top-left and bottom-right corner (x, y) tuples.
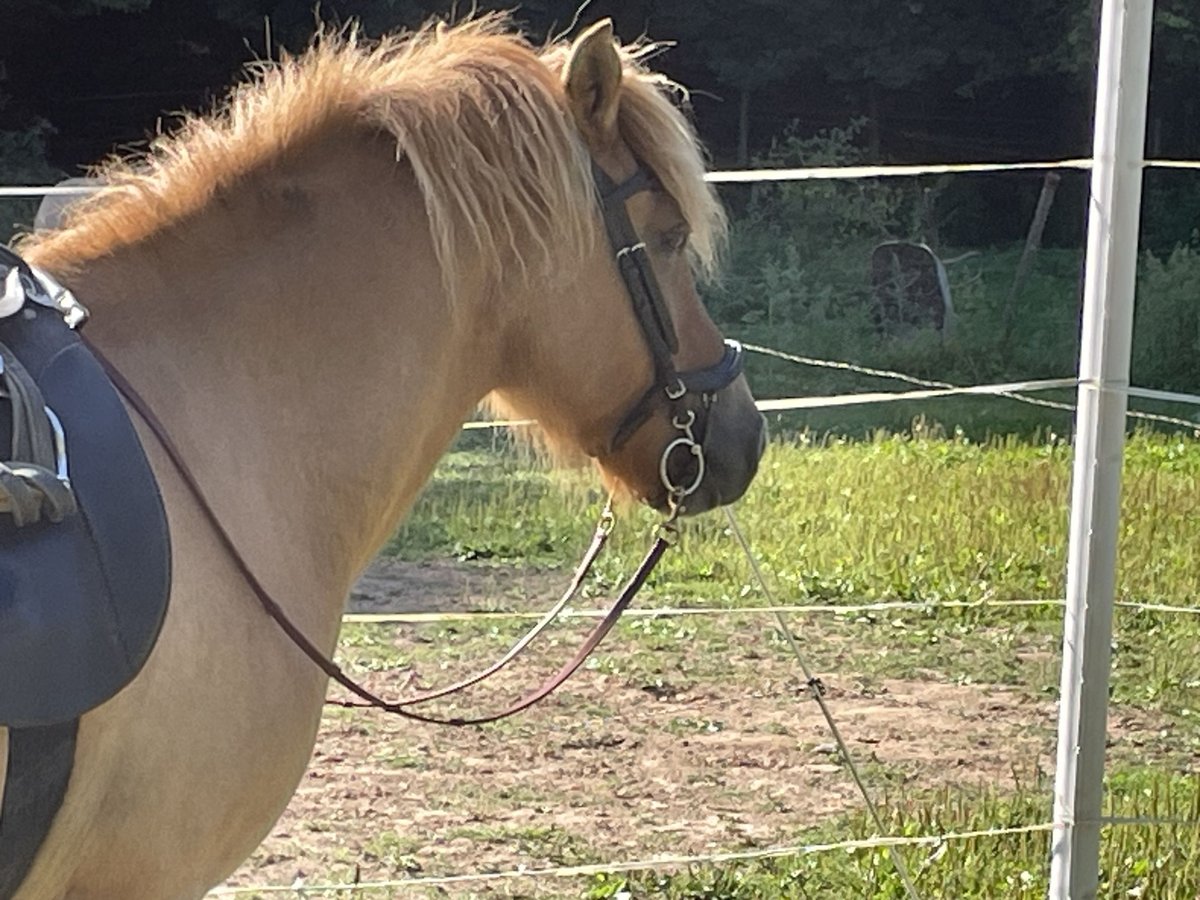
(0, 282), (171, 727)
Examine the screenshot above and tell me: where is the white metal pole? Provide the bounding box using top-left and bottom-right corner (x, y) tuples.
(1049, 1), (1154, 898)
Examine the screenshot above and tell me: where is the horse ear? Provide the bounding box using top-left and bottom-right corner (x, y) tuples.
(562, 19), (623, 148)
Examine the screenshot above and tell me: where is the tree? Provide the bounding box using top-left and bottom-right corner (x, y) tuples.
(7, 0), (152, 16)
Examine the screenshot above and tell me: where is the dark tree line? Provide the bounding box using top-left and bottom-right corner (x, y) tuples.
(2, 0), (1198, 246)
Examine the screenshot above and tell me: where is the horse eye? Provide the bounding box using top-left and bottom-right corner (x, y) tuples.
(661, 226), (690, 254)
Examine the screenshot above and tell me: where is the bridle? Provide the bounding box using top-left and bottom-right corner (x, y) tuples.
(592, 160), (745, 513)
(58, 154), (745, 726)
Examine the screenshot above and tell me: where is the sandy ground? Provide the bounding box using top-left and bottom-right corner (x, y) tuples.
(215, 558), (1161, 898)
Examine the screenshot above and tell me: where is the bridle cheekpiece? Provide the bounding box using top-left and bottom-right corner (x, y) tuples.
(591, 159), (744, 512)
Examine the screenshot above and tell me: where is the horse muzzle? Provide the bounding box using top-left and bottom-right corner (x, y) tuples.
(654, 375), (766, 516)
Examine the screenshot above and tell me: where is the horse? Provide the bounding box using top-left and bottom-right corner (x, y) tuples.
(1, 16), (764, 898)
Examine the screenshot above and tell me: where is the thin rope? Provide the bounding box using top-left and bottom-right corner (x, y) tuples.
(722, 505), (923, 900)
(743, 344), (1200, 431)
(341, 596), (1200, 626)
(754, 377), (1078, 411)
(206, 823), (1054, 896)
(745, 342), (1030, 392)
(457, 347), (1199, 432)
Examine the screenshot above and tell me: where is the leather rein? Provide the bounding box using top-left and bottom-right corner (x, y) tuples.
(77, 157), (743, 726)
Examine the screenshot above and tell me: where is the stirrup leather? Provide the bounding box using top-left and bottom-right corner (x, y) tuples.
(1, 330), (77, 526)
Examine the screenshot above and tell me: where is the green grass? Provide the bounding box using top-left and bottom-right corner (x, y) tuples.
(392, 430), (1200, 614)
(583, 770), (1200, 899)
(713, 243), (1092, 440)
(385, 432), (1200, 728)
(375, 430), (1200, 897)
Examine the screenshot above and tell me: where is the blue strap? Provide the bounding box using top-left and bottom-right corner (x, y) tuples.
(679, 340), (745, 395)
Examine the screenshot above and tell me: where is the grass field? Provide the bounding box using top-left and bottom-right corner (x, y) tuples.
(216, 427), (1200, 898)
(408, 432), (1200, 898)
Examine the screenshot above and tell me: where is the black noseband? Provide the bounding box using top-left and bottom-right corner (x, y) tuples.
(607, 339), (745, 452)
(592, 159), (745, 503)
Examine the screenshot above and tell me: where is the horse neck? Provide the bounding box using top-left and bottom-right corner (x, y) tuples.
(60, 130), (502, 630)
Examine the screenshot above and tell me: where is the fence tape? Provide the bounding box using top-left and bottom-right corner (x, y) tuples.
(460, 349), (1198, 431)
(207, 822), (1056, 896)
(9, 158), (1200, 200)
(706, 159), (1094, 183)
(1142, 159), (1200, 171)
(754, 377), (1078, 412)
(203, 808), (1200, 895)
(0, 185), (98, 198)
(1125, 385), (1200, 408)
(459, 374), (1077, 429)
(704, 158), (1200, 184)
(459, 373), (1081, 431)
(342, 596), (1200, 626)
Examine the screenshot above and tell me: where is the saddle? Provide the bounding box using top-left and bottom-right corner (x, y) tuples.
(0, 248), (171, 727)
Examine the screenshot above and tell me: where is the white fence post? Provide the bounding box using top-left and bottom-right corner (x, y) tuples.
(1048, 1), (1155, 898)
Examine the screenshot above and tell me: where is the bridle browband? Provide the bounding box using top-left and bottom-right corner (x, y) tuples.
(40, 154), (745, 727)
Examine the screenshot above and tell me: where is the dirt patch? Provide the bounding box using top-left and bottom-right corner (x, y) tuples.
(221, 673), (1061, 897)
(218, 561), (1167, 897)
(349, 558), (566, 616)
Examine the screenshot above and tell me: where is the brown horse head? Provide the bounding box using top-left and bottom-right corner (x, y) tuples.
(22, 16), (763, 518)
(490, 20), (766, 516)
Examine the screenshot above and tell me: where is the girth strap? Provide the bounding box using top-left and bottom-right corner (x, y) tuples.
(0, 720), (79, 900)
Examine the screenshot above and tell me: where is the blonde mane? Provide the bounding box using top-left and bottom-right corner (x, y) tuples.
(19, 15), (726, 289)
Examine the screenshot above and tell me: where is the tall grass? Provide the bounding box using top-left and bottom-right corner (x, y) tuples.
(392, 430), (1200, 615)
(583, 771), (1200, 899)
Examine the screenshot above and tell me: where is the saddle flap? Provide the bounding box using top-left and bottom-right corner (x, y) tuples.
(1, 300), (171, 728)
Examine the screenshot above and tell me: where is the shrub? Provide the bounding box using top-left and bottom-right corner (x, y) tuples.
(705, 118), (921, 333)
(0, 121), (63, 242)
(1132, 244), (1200, 392)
